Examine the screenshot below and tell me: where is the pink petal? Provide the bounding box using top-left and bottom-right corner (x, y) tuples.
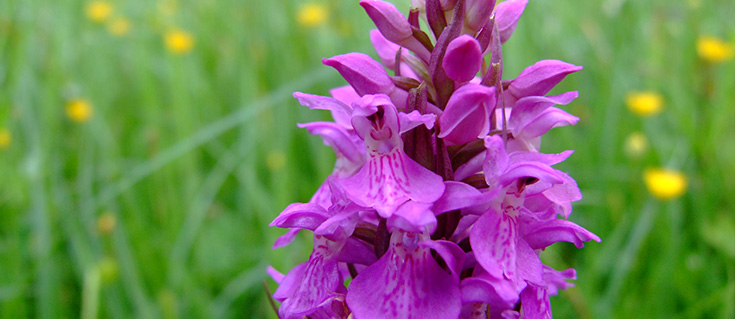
(270, 203), (329, 230)
(516, 107), (580, 138)
(460, 270), (518, 310)
(521, 218), (601, 249)
(399, 110), (436, 133)
(465, 0), (497, 33)
(443, 35), (483, 82)
(273, 262), (306, 301)
(340, 149), (445, 217)
(279, 236), (347, 318)
(494, 0), (528, 44)
(267, 265), (285, 284)
(439, 84), (496, 145)
(293, 92), (352, 115)
(421, 239), (467, 276)
(346, 232), (461, 319)
(508, 91), (578, 135)
(505, 60), (582, 106)
(323, 53), (396, 97)
(298, 122), (365, 167)
(360, 0), (432, 61)
(389, 201), (438, 233)
(272, 228), (301, 249)
(433, 181), (485, 214)
(519, 284), (552, 319)
(470, 209), (518, 281)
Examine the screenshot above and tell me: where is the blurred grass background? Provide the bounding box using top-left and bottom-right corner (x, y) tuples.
(0, 0), (733, 318)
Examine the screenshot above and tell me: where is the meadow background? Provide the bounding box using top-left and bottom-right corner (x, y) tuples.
(1, 0), (734, 318)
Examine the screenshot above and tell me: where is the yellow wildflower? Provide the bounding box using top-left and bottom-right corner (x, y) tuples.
(97, 212), (117, 235)
(297, 3), (328, 27)
(266, 150), (287, 171)
(0, 128), (11, 149)
(625, 91), (663, 117)
(66, 99), (93, 123)
(644, 168), (687, 200)
(697, 36), (734, 63)
(107, 17), (130, 36)
(624, 132), (648, 158)
(165, 30), (194, 54)
(86, 1), (113, 22)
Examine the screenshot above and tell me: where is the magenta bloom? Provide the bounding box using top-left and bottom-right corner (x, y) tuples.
(270, 0), (598, 318)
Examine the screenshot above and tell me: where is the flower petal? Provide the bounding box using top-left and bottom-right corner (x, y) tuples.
(521, 217), (601, 249)
(389, 200), (438, 233)
(273, 262), (306, 302)
(298, 122), (365, 169)
(272, 228), (301, 249)
(483, 135), (510, 185)
(346, 232), (461, 319)
(340, 150), (445, 217)
(329, 85), (362, 128)
(433, 181), (485, 214)
(508, 91), (578, 137)
(360, 0), (432, 61)
(270, 203), (329, 230)
(504, 60), (582, 106)
(337, 238), (378, 265)
(369, 29), (422, 80)
(494, 0), (528, 44)
(516, 107), (580, 138)
(279, 236), (347, 318)
(267, 265), (286, 284)
(519, 284), (552, 319)
(439, 84), (496, 145)
(293, 92), (352, 116)
(399, 109), (436, 133)
(460, 269), (518, 310)
(323, 53), (396, 97)
(542, 265), (576, 296)
(465, 0), (497, 33)
(421, 239), (467, 276)
(470, 209), (518, 280)
(443, 35), (483, 82)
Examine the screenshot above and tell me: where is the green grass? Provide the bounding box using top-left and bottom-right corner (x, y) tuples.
(1, 0), (733, 318)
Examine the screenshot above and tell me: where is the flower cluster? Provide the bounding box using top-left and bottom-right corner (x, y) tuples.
(268, 0), (600, 318)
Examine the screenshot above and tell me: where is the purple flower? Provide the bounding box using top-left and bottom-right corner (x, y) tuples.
(346, 231), (463, 319)
(438, 83), (496, 145)
(503, 60), (583, 107)
(269, 1), (597, 318)
(494, 0), (528, 44)
(370, 30), (421, 80)
(443, 35), (484, 82)
(465, 0), (497, 34)
(360, 0), (433, 61)
(340, 94), (444, 218)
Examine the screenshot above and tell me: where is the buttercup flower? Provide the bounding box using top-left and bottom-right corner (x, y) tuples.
(66, 99), (93, 123)
(0, 128), (10, 149)
(697, 36), (734, 63)
(86, 1), (113, 22)
(165, 30), (194, 54)
(270, 1), (599, 318)
(626, 91), (663, 117)
(644, 168), (687, 200)
(298, 3), (329, 27)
